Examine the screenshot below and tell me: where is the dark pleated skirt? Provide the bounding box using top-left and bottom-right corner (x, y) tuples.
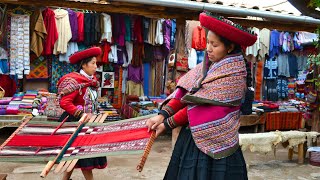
(59, 112), (107, 170)
(164, 127), (248, 180)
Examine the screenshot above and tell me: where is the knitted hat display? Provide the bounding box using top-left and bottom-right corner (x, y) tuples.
(199, 12), (257, 47)
(69, 47), (102, 64)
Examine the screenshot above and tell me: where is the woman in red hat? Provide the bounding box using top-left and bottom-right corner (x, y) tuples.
(146, 12), (257, 180)
(57, 47), (107, 180)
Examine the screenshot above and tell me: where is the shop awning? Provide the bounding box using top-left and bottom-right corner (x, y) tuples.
(2, 0), (320, 32)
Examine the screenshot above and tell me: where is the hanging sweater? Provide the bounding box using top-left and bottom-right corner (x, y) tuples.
(100, 13), (112, 43)
(42, 8), (58, 56)
(76, 12), (84, 42)
(53, 9), (72, 55)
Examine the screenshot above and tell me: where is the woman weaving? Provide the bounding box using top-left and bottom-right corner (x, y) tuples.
(57, 47), (107, 180)
(146, 12), (257, 180)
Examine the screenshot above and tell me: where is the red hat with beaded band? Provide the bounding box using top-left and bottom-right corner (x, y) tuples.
(69, 47), (102, 64)
(199, 12), (257, 47)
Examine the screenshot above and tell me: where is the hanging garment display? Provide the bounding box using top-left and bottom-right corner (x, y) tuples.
(26, 55), (48, 80)
(9, 14), (30, 79)
(30, 9), (47, 57)
(101, 13), (112, 43)
(42, 8), (58, 55)
(53, 9), (72, 55)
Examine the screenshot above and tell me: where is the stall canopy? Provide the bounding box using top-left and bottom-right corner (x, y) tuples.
(1, 0), (320, 32)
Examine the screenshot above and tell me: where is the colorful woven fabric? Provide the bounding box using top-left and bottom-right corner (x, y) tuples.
(0, 115), (154, 163)
(265, 112), (302, 131)
(162, 54), (247, 159)
(112, 66), (123, 109)
(26, 55), (48, 80)
(49, 56), (79, 93)
(254, 60), (264, 101)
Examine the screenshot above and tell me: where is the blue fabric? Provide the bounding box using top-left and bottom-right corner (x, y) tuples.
(288, 53), (298, 78)
(0, 59), (9, 74)
(170, 19), (176, 50)
(196, 51), (205, 64)
(277, 77), (288, 99)
(269, 30), (280, 58)
(264, 57), (278, 79)
(143, 63), (150, 96)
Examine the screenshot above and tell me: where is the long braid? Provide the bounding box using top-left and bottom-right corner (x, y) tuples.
(241, 52), (254, 115)
(242, 54), (253, 88)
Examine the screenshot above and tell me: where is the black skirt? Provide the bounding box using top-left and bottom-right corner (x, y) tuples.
(59, 112), (107, 170)
(164, 127), (248, 180)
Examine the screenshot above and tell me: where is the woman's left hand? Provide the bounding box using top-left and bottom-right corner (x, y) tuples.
(154, 123), (166, 137)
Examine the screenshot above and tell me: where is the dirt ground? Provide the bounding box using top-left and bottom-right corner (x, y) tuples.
(1, 129), (320, 180)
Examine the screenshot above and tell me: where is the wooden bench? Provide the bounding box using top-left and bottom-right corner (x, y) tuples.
(240, 131), (319, 164)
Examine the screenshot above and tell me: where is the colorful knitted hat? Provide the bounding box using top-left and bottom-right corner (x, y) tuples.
(69, 47), (102, 64)
(199, 12), (257, 47)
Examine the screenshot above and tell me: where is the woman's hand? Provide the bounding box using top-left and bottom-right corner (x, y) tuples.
(155, 123), (166, 137)
(146, 115), (165, 132)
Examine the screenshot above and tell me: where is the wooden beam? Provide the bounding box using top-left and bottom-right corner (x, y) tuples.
(1, 0), (318, 31)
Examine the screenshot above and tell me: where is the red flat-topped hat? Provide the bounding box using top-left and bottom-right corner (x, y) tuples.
(199, 12), (257, 47)
(69, 47), (102, 64)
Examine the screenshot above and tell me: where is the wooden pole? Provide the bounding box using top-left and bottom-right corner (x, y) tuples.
(40, 114), (89, 178)
(136, 131), (156, 172)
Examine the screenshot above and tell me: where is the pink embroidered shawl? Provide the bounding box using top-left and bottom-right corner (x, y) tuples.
(164, 54), (246, 159)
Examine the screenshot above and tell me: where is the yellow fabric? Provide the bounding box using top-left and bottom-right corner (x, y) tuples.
(126, 80), (144, 97)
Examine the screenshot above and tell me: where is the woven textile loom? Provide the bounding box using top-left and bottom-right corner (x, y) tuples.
(0, 113), (156, 177)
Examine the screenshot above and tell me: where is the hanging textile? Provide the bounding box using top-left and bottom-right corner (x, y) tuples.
(42, 8), (58, 56)
(53, 9), (72, 55)
(84, 13), (95, 46)
(58, 42), (79, 62)
(154, 60), (164, 96)
(67, 9), (78, 42)
(246, 27), (260, 56)
(112, 66), (123, 109)
(76, 12), (84, 42)
(259, 28), (270, 58)
(147, 19), (157, 45)
(101, 13), (112, 43)
(185, 20), (200, 51)
(254, 60), (264, 101)
(26, 54), (48, 80)
(155, 19), (164, 45)
(9, 14), (30, 79)
(277, 76), (288, 100)
(49, 56), (79, 93)
(30, 9), (47, 57)
(0, 47), (9, 74)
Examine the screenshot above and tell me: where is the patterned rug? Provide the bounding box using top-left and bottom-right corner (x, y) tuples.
(26, 55), (48, 80)
(49, 55), (79, 93)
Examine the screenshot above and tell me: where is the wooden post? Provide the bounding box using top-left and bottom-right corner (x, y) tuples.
(298, 143), (304, 164)
(288, 148), (293, 161)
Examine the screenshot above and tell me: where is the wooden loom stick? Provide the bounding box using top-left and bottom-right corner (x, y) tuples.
(55, 114), (96, 174)
(98, 112), (108, 123)
(65, 114), (99, 173)
(40, 114), (89, 178)
(0, 116), (32, 150)
(53, 161), (66, 174)
(136, 131), (156, 172)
